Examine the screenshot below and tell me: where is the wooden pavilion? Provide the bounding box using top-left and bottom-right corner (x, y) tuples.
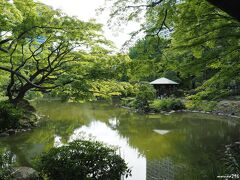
(150, 77), (178, 97)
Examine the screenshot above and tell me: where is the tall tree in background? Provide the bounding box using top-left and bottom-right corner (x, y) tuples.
(165, 0), (240, 99)
(128, 36), (171, 82)
(106, 0), (240, 99)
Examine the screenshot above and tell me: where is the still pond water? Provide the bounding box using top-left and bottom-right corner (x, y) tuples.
(0, 101), (240, 180)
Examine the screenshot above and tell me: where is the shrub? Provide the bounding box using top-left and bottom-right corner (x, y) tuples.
(0, 101), (23, 131)
(0, 149), (14, 180)
(187, 88), (229, 100)
(150, 98), (185, 111)
(134, 83), (156, 111)
(184, 100), (217, 112)
(35, 140), (131, 180)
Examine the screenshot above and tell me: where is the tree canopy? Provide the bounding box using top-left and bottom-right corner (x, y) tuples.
(0, 0), (239, 103)
(0, 0), (135, 103)
(104, 0), (240, 99)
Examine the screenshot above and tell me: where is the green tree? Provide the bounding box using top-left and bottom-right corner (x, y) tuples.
(36, 140), (131, 180)
(128, 36), (170, 81)
(165, 0), (240, 99)
(105, 0), (240, 99)
(49, 53), (135, 101)
(0, 0), (23, 53)
(0, 0), (110, 104)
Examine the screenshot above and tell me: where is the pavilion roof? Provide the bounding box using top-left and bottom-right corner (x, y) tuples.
(150, 77), (178, 85)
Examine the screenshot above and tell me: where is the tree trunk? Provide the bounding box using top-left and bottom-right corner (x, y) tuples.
(11, 84), (32, 105)
(6, 73), (15, 101)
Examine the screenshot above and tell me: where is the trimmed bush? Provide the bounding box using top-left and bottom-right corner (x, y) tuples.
(35, 140), (131, 180)
(0, 101), (23, 131)
(150, 98), (185, 111)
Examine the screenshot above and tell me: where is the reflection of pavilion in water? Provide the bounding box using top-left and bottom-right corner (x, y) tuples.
(146, 158), (185, 180)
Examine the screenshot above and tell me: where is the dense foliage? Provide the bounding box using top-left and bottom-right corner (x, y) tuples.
(166, 0), (240, 99)
(1, 0), (239, 103)
(0, 149), (14, 180)
(150, 98), (185, 111)
(0, 0), (134, 104)
(0, 0), (239, 111)
(0, 101), (23, 131)
(104, 0), (240, 100)
(134, 83), (156, 111)
(184, 100), (217, 112)
(35, 140), (131, 180)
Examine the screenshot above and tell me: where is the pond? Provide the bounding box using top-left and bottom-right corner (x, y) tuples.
(0, 101), (240, 180)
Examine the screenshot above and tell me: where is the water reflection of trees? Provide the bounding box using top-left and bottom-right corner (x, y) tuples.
(0, 102), (239, 179)
(147, 158), (187, 180)
(0, 102), (128, 166)
(113, 112), (240, 179)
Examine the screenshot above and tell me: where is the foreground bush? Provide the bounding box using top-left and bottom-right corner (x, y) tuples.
(150, 98), (185, 111)
(0, 101), (23, 131)
(0, 149), (14, 180)
(35, 140), (131, 180)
